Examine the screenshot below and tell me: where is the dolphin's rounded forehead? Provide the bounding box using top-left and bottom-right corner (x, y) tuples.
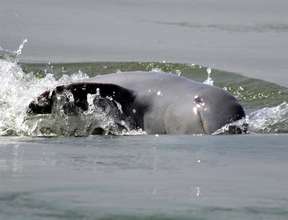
(195, 87), (245, 134)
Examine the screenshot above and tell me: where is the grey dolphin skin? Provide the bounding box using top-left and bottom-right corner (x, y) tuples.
(28, 71), (245, 134)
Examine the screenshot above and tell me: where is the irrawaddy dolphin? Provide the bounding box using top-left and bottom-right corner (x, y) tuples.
(27, 71), (245, 134)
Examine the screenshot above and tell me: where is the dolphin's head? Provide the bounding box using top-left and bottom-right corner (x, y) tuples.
(163, 85), (245, 135)
(193, 86), (245, 134)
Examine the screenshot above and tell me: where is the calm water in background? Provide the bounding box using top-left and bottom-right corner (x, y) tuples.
(1, 135), (288, 220)
(1, 0), (288, 86)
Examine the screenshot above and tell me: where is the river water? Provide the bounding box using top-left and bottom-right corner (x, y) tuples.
(1, 135), (288, 220)
(1, 0), (288, 219)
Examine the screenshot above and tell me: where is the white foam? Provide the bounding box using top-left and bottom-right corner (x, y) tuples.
(0, 56), (89, 136)
(248, 102), (288, 133)
(150, 68), (162, 72)
(213, 102), (288, 135)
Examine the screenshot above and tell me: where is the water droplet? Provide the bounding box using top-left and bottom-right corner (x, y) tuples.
(193, 107), (197, 115)
(96, 88), (100, 96)
(203, 67), (214, 86)
(176, 69), (182, 76)
(15, 39), (28, 56)
(196, 186), (201, 197)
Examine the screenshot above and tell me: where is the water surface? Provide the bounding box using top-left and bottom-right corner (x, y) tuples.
(1, 1), (288, 219)
(1, 135), (288, 220)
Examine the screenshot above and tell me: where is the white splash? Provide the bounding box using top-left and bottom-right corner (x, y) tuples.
(203, 67), (214, 86)
(0, 57), (89, 136)
(150, 68), (162, 72)
(196, 186), (201, 197)
(87, 93), (97, 108)
(96, 88), (100, 96)
(175, 69), (182, 76)
(0, 39), (28, 61)
(0, 59), (53, 135)
(248, 102), (288, 133)
(213, 102), (288, 135)
(15, 39), (28, 57)
(6, 62), (144, 136)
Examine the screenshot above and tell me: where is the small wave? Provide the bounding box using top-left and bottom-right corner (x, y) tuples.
(15, 39), (28, 57)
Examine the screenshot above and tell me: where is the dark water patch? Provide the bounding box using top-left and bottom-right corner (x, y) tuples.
(2, 192), (288, 220)
(153, 21), (288, 33)
(0, 192), (30, 203)
(0, 191), (86, 220)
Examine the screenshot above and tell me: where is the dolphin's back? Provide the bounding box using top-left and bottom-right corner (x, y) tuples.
(90, 71), (209, 98)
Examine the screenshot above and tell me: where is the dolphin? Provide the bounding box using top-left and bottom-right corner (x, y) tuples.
(27, 71), (245, 135)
